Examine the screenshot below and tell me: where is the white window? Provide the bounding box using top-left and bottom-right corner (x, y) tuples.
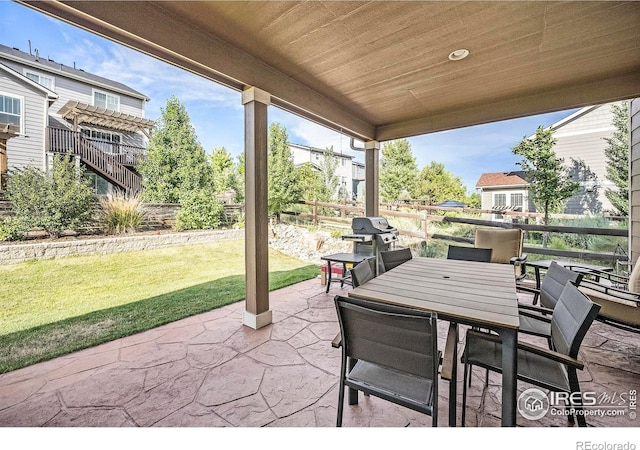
(494, 194), (506, 207)
(510, 193), (523, 208)
(24, 70), (54, 90)
(0, 94), (22, 132)
(93, 90), (120, 111)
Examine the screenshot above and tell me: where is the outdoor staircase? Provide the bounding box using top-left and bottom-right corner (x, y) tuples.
(47, 128), (143, 195)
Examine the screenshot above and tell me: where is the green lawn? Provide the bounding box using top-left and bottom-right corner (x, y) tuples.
(0, 239), (319, 373)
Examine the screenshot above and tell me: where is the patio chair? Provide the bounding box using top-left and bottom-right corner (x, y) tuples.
(517, 261), (584, 347)
(461, 282), (600, 427)
(349, 258), (376, 288)
(380, 247), (413, 273)
(576, 262), (640, 334)
(446, 245), (492, 263)
(334, 295), (440, 426)
(474, 228), (527, 284)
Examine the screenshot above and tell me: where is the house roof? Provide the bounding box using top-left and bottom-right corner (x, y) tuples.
(20, 1), (640, 142)
(0, 61), (59, 101)
(476, 171), (529, 188)
(0, 43), (149, 101)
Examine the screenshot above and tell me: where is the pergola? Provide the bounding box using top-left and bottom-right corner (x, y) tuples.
(20, 1), (640, 333)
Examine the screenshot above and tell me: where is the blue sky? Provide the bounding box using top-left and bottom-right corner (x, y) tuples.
(0, 1), (579, 193)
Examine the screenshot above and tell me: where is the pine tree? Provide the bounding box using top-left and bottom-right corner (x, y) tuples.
(604, 101), (630, 216)
(139, 96), (212, 203)
(379, 139), (418, 201)
(267, 123), (300, 219)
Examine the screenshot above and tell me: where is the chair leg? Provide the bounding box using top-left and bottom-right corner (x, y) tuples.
(568, 371), (587, 427)
(462, 360), (470, 426)
(337, 382), (345, 427)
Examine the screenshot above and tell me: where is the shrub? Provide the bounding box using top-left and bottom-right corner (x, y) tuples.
(0, 217), (23, 241)
(175, 189), (224, 231)
(6, 155), (96, 238)
(99, 192), (145, 234)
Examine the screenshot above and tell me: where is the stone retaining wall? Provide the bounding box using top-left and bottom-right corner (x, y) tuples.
(0, 229), (245, 264)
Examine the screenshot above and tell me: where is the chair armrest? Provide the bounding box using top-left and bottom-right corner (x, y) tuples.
(510, 254), (528, 265)
(568, 265), (627, 286)
(466, 330), (584, 370)
(440, 323), (457, 381)
(518, 309), (552, 323)
(332, 333), (342, 348)
(581, 279), (640, 305)
(516, 340), (584, 370)
(518, 303), (554, 315)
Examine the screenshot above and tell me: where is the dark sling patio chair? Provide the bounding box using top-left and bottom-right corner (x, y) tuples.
(349, 258), (376, 288)
(461, 282), (600, 427)
(517, 261), (584, 347)
(446, 245), (493, 263)
(334, 295), (440, 427)
(380, 247), (413, 273)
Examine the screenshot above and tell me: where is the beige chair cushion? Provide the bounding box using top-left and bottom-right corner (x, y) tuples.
(579, 286), (640, 327)
(627, 261), (640, 293)
(475, 228), (523, 264)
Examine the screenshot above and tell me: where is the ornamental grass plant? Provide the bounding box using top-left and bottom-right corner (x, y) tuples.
(99, 191), (146, 234)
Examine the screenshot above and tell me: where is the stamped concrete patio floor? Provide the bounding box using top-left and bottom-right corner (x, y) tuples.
(1, 278), (638, 427)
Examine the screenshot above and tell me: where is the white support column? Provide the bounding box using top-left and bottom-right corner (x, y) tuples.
(242, 87), (272, 329)
(364, 140), (380, 217)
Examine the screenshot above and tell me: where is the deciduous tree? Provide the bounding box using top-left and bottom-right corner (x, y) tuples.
(512, 126), (579, 225)
(414, 161), (468, 205)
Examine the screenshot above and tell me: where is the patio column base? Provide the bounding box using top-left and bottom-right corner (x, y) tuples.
(243, 309), (272, 329)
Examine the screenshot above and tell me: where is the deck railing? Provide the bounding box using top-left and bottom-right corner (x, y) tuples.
(47, 127), (144, 194)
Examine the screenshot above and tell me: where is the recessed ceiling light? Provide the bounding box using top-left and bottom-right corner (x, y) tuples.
(449, 49), (470, 61)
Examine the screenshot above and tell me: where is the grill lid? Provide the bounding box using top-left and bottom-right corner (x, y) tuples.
(352, 217), (397, 234)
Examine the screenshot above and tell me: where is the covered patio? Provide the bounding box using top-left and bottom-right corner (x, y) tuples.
(9, 0), (640, 432)
(0, 279), (637, 427)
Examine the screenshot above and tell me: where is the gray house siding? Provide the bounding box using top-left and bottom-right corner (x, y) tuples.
(552, 103), (619, 214)
(1, 58), (147, 148)
(0, 70), (47, 171)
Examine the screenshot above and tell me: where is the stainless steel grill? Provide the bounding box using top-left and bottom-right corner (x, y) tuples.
(342, 217), (399, 274)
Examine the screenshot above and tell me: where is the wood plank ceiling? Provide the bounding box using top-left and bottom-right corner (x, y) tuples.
(21, 1), (640, 142)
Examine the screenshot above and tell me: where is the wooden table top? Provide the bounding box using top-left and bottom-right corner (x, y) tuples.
(349, 257), (520, 329)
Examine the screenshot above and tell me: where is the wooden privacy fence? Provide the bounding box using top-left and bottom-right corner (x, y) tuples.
(285, 200), (628, 263)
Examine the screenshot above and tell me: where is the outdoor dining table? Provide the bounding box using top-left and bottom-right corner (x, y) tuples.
(348, 256), (520, 427)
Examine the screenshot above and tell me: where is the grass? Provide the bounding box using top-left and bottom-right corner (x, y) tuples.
(0, 239), (319, 374)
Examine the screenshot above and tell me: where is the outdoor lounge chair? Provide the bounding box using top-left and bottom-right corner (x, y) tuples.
(474, 228), (527, 284)
(446, 245), (492, 263)
(334, 295), (440, 426)
(380, 247), (413, 273)
(517, 261), (584, 347)
(575, 262), (640, 334)
(461, 282), (600, 427)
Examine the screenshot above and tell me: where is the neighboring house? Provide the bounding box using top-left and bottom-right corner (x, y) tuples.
(289, 142), (357, 199)
(476, 101), (626, 220)
(546, 102), (624, 214)
(0, 44), (153, 195)
(475, 171), (530, 221)
(352, 161), (365, 200)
